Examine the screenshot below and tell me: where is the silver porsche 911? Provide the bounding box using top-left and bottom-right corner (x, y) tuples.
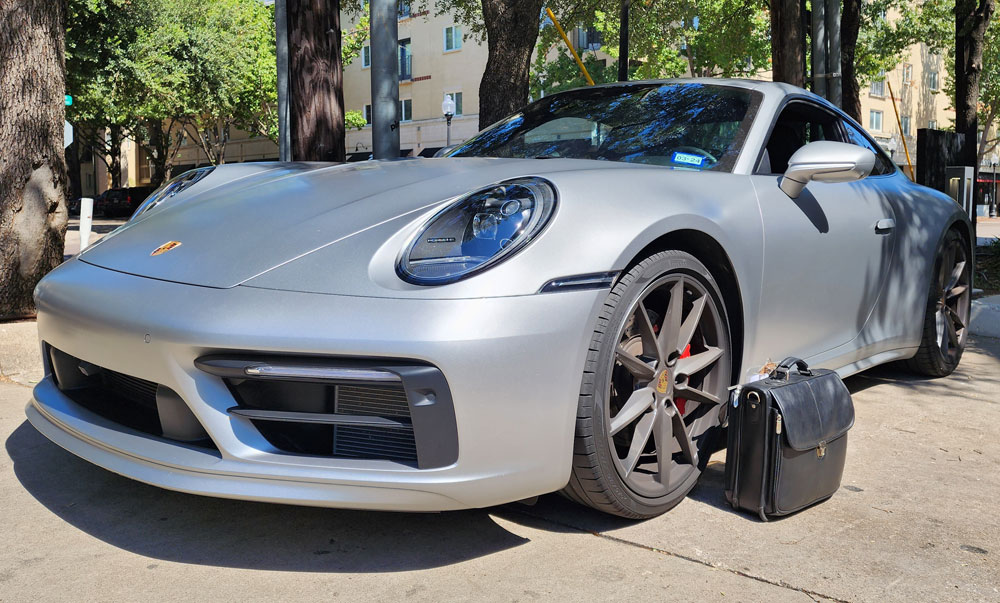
(28, 79), (972, 518)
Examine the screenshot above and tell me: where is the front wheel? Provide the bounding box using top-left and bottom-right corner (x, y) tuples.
(905, 229), (972, 377)
(563, 251), (732, 518)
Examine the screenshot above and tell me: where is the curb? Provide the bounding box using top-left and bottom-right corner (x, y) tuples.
(971, 295), (1000, 337)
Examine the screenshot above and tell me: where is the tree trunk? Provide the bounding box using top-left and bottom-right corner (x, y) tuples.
(956, 0), (995, 178)
(108, 124), (123, 188)
(0, 0), (69, 319)
(65, 139), (82, 200)
(840, 0), (862, 122)
(769, 0), (805, 86)
(288, 0), (346, 162)
(146, 119), (168, 188)
(479, 0), (545, 129)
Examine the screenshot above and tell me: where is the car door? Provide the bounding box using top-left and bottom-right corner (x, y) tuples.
(749, 100), (897, 367)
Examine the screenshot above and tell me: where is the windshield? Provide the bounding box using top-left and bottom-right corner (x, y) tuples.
(449, 83), (761, 172)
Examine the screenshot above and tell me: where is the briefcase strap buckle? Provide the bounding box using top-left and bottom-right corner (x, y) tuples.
(817, 441), (827, 458)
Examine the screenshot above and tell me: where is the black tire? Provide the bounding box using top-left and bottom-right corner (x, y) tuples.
(904, 229), (972, 377)
(563, 250), (732, 519)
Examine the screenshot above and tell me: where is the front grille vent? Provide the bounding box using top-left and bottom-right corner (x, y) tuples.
(224, 378), (418, 464)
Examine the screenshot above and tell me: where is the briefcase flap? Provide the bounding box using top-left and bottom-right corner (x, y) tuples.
(770, 372), (855, 451)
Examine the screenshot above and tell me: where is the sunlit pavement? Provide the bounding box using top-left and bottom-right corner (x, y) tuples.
(1, 322), (998, 602)
(64, 217), (126, 259)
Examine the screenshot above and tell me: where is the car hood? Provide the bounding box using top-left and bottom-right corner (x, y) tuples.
(79, 157), (626, 289)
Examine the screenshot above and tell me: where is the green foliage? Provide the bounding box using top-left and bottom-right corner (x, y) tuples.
(129, 0), (276, 163)
(530, 47), (618, 98)
(345, 110), (368, 130)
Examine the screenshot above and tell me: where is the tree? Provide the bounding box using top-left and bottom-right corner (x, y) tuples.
(770, 0), (805, 86)
(0, 0), (69, 319)
(478, 0), (547, 128)
(975, 21), (999, 164)
(955, 0), (995, 170)
(66, 0), (153, 188)
(132, 0), (277, 167)
(288, 0), (347, 162)
(841, 0), (863, 121)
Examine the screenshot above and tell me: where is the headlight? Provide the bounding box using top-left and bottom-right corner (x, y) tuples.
(129, 167), (214, 221)
(397, 177), (557, 285)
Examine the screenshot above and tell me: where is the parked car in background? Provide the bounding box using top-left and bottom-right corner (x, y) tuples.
(93, 186), (157, 218)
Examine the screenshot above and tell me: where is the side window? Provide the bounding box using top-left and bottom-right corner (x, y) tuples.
(757, 102), (841, 174)
(840, 120), (896, 176)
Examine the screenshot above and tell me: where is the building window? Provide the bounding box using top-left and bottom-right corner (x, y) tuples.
(400, 99), (412, 122)
(452, 92), (463, 115)
(444, 26), (461, 52)
(928, 119), (937, 130)
(362, 45), (371, 68)
(928, 71), (939, 91)
(901, 115), (911, 136)
(398, 38), (412, 81)
(573, 26), (602, 52)
(870, 73), (886, 97)
(364, 104), (372, 125)
(902, 64), (913, 85)
(398, 0), (410, 19)
(869, 110), (883, 131)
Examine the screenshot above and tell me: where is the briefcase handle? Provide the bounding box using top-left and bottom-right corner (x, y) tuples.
(772, 357), (812, 380)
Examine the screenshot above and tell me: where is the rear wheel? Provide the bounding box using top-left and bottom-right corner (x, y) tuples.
(905, 229), (971, 377)
(564, 251), (732, 518)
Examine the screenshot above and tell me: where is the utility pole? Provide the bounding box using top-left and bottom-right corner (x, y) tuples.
(371, 0), (400, 159)
(618, 0), (630, 81)
(275, 0), (291, 161)
(811, 0), (826, 98)
(825, 0), (842, 107)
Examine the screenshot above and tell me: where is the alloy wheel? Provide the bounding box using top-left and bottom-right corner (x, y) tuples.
(934, 236), (971, 362)
(606, 273), (730, 499)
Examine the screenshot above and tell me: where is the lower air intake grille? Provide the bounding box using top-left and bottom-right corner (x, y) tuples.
(334, 425), (417, 461)
(225, 379), (418, 464)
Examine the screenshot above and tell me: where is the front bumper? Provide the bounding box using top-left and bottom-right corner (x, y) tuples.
(28, 259), (605, 510)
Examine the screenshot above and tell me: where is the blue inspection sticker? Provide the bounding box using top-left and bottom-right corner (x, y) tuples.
(671, 151), (706, 167)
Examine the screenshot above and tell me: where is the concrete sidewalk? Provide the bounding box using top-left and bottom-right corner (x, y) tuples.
(1, 325), (998, 602)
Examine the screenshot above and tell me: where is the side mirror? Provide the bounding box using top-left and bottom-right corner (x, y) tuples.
(779, 141), (876, 198)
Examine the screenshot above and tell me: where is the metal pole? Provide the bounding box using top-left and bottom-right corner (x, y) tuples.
(825, 0), (842, 107)
(886, 81), (915, 180)
(79, 198), (94, 252)
(446, 115), (452, 147)
(618, 0), (630, 81)
(371, 0), (400, 160)
(811, 0), (826, 99)
(546, 8), (595, 86)
(990, 162), (997, 218)
(275, 0), (291, 161)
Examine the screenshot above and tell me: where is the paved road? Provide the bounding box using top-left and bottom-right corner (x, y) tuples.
(978, 217), (1000, 245)
(1, 327), (998, 602)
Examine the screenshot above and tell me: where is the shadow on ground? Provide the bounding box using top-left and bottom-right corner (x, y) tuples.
(6, 421), (531, 572)
(9, 337), (999, 572)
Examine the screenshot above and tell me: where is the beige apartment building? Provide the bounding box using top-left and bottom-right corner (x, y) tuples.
(86, 7), (968, 194)
(859, 43), (953, 174)
(342, 4), (486, 157)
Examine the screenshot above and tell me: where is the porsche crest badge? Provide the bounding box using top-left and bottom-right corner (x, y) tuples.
(656, 371), (670, 394)
(151, 241), (182, 256)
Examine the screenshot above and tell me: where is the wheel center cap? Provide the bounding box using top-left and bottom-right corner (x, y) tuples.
(654, 369), (671, 396)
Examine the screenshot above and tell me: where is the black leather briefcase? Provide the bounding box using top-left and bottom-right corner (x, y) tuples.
(725, 357), (854, 520)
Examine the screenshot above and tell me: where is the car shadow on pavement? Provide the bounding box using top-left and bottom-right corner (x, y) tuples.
(6, 421), (529, 572)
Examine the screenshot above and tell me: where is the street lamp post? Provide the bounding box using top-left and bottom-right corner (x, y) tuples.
(442, 94), (456, 147)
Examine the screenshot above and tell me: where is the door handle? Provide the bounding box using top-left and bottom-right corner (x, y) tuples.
(875, 218), (895, 233)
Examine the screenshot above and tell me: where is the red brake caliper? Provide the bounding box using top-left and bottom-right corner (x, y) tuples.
(675, 344), (691, 415)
